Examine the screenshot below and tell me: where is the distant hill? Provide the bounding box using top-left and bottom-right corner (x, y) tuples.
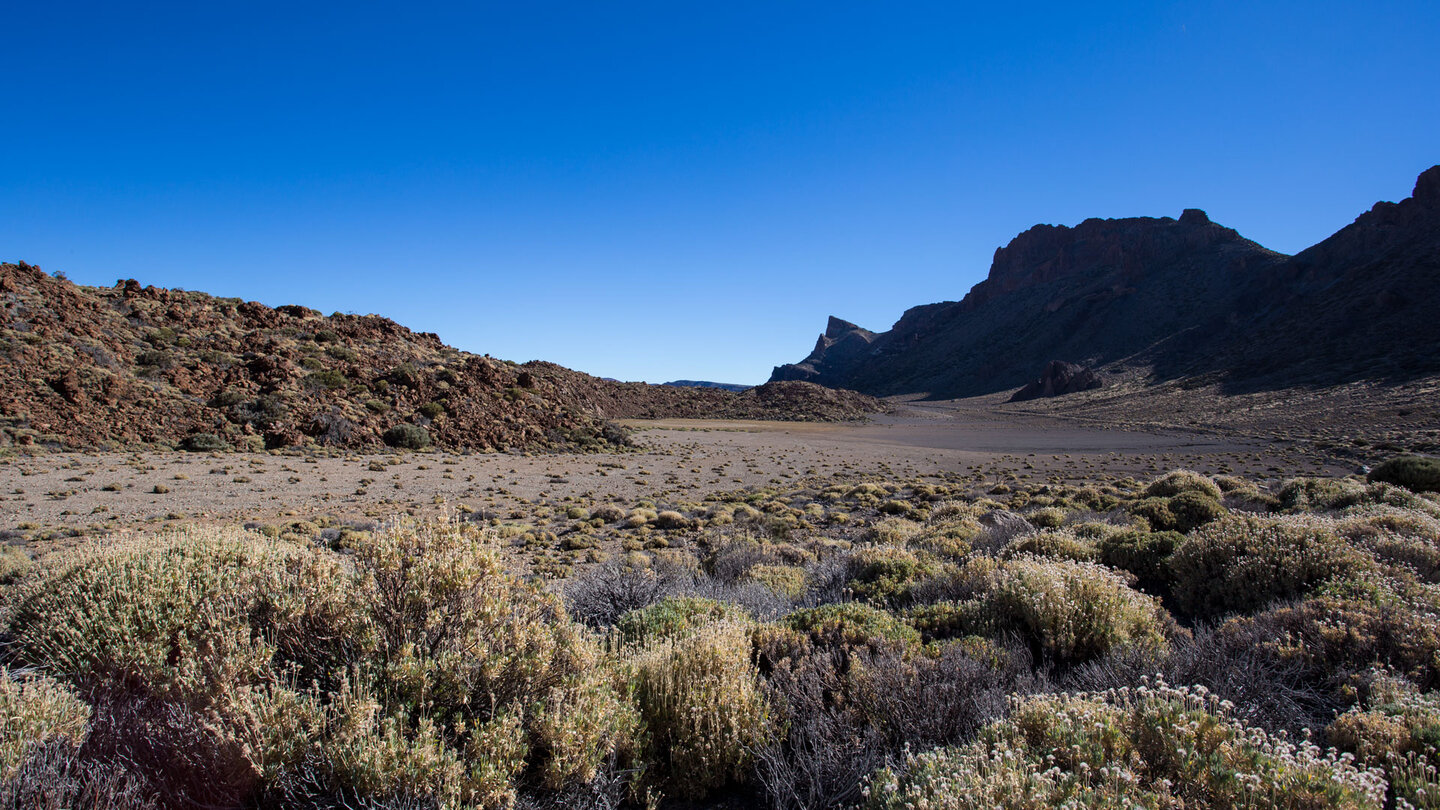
(0, 267), (887, 452)
(661, 380), (751, 392)
(772, 166), (1440, 399)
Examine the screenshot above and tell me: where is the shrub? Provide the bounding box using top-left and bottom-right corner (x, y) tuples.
(305, 369), (347, 390)
(1369, 455), (1440, 494)
(786, 603), (921, 649)
(845, 547), (938, 607)
(864, 682), (1386, 810)
(1000, 529), (1096, 562)
(746, 564), (808, 599)
(654, 510), (692, 530)
(616, 596), (748, 645)
(909, 517), (981, 559)
(382, 423), (430, 450)
(0, 545), (32, 584)
(1168, 490), (1227, 531)
(1278, 477), (1369, 511)
(626, 621), (769, 798)
(1221, 583), (1440, 691)
(589, 504), (627, 523)
(1026, 506), (1067, 529)
(980, 557), (1169, 666)
(1169, 514), (1371, 618)
(418, 401), (445, 419)
(864, 517), (921, 546)
(1143, 469), (1223, 499)
(5, 523), (637, 806)
(1326, 673), (1440, 809)
(1098, 530), (1182, 594)
(0, 671), (90, 780)
(1127, 491), (1225, 533)
(181, 433), (230, 452)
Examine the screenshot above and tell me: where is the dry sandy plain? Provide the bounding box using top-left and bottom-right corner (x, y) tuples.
(0, 400), (1351, 561)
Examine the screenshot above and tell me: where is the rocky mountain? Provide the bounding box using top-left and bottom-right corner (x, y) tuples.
(0, 265), (886, 452)
(660, 380), (751, 392)
(772, 166), (1440, 399)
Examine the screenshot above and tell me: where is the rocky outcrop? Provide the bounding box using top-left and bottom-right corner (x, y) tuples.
(0, 265), (888, 451)
(1008, 361), (1102, 402)
(771, 166), (1440, 398)
(772, 210), (1283, 397)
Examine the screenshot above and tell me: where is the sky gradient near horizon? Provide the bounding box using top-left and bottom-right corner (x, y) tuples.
(4, 2), (1437, 384)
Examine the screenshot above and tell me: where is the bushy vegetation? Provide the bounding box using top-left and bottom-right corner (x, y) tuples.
(4, 468), (1440, 808)
(1370, 455), (1440, 493)
(864, 681), (1387, 809)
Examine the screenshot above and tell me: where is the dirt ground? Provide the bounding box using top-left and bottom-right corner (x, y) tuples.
(0, 400), (1352, 552)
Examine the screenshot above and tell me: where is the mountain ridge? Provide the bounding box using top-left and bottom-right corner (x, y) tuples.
(0, 265), (886, 452)
(772, 166), (1440, 398)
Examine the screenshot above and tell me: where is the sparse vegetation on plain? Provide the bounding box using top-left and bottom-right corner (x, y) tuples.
(1, 461), (1439, 808)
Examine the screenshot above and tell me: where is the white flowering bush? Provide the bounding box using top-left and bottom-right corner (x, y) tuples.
(864, 680), (1387, 809)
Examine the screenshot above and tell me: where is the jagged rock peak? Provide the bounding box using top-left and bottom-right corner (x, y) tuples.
(825, 316), (863, 339)
(1179, 208), (1211, 226)
(1414, 165), (1440, 205)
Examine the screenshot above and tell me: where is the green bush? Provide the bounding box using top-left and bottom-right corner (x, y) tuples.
(1127, 492), (1224, 533)
(786, 603), (921, 648)
(626, 621), (769, 798)
(617, 597), (748, 645)
(306, 369), (347, 390)
(846, 547), (938, 606)
(418, 401), (445, 419)
(181, 433), (230, 452)
(864, 682), (1385, 809)
(1169, 515), (1371, 618)
(382, 423), (431, 450)
(1369, 456), (1440, 494)
(745, 564), (807, 599)
(1098, 530), (1182, 594)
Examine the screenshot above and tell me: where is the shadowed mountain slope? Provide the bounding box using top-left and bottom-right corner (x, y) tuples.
(773, 167), (1440, 399)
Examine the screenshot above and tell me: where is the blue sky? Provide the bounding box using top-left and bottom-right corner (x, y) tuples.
(4, 2), (1437, 384)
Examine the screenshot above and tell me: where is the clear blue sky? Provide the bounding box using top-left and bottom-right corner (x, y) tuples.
(4, 2), (1437, 384)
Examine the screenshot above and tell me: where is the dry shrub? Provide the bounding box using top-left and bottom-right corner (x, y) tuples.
(999, 528), (1096, 562)
(863, 517), (921, 546)
(1144, 469), (1223, 500)
(4, 523), (637, 808)
(981, 557), (1170, 666)
(0, 671), (89, 779)
(562, 559), (665, 627)
(754, 640), (1021, 810)
(0, 738), (157, 810)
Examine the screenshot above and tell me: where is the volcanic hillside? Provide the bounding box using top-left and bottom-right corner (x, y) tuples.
(0, 265), (885, 452)
(773, 166), (1440, 399)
